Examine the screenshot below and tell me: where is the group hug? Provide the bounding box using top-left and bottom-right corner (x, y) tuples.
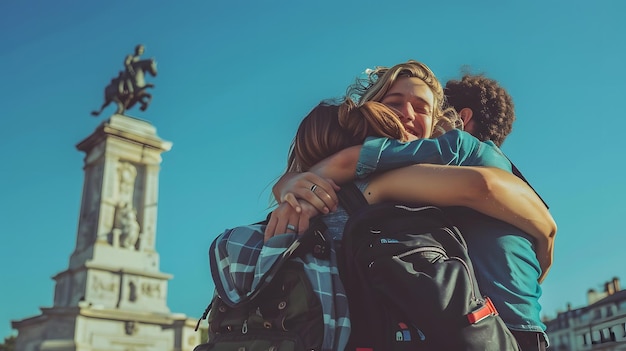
(195, 60), (557, 351)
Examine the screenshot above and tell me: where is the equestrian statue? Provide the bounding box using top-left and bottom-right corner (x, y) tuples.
(92, 44), (157, 116)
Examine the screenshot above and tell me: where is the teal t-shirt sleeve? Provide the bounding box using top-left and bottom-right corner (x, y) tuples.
(468, 139), (513, 172)
(355, 136), (387, 179)
(356, 129), (512, 179)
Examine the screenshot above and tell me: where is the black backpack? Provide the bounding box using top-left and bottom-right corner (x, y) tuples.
(337, 183), (520, 351)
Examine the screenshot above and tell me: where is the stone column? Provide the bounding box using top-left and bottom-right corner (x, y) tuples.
(12, 114), (201, 351)
(56, 114), (173, 311)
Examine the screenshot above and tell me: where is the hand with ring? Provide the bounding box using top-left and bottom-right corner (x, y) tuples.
(265, 201), (319, 242)
(273, 172), (340, 214)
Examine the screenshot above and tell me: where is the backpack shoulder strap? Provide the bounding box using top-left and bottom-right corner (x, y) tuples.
(337, 182), (368, 216)
(508, 159), (549, 210)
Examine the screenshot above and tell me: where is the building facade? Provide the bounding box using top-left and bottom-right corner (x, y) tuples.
(546, 278), (626, 351)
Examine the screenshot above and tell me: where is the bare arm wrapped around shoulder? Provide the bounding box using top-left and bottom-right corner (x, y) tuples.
(271, 146), (361, 214)
(364, 164), (557, 283)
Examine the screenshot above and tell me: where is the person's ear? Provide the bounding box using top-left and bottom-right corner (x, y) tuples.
(458, 108), (475, 133)
(458, 108), (473, 125)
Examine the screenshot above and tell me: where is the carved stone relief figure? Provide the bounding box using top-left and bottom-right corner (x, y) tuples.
(129, 281), (138, 302)
(114, 204), (140, 249)
(112, 162), (142, 249)
(141, 282), (162, 298)
(124, 321), (138, 336)
(92, 275), (118, 301)
(117, 162), (137, 207)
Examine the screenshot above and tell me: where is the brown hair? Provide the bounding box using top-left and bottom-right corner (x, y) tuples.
(287, 99), (409, 172)
(444, 74), (515, 146)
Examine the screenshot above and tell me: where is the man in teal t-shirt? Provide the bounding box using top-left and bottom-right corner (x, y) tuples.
(356, 129), (546, 342)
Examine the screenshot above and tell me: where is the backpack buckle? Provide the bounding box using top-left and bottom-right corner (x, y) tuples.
(311, 230), (330, 259)
(466, 297), (498, 324)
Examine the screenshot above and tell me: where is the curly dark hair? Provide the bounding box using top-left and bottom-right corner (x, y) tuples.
(444, 74), (515, 146)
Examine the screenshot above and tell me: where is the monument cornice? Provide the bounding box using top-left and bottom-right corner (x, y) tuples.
(77, 114), (172, 153)
(13, 306), (192, 328)
(86, 261), (174, 280)
(52, 262), (173, 280)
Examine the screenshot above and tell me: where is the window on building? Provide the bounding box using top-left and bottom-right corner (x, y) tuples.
(580, 312), (590, 323)
(592, 329), (602, 344)
(561, 335), (568, 346)
(558, 315), (569, 329)
(609, 328), (616, 342)
(593, 308), (602, 320)
(600, 328), (609, 343)
(607, 305), (614, 317)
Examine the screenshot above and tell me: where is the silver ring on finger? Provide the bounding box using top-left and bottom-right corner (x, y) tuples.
(310, 184), (318, 192)
(286, 224), (297, 232)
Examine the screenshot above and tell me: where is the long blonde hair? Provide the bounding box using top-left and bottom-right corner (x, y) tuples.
(348, 60), (461, 136)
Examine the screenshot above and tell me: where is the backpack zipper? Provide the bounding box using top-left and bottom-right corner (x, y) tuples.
(395, 246), (446, 259)
(391, 234), (478, 302)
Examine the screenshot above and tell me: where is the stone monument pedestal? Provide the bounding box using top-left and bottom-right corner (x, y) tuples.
(12, 115), (201, 351)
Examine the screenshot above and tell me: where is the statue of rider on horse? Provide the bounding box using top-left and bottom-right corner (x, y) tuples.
(92, 44), (158, 117)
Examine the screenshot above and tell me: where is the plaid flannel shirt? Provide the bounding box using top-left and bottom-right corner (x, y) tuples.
(210, 223), (351, 351)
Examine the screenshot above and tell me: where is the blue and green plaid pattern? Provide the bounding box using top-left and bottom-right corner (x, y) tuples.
(210, 223), (351, 351)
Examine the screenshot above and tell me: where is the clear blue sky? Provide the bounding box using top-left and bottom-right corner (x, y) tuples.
(1, 0), (625, 339)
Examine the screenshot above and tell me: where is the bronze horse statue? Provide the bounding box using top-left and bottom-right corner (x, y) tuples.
(92, 58), (158, 116)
